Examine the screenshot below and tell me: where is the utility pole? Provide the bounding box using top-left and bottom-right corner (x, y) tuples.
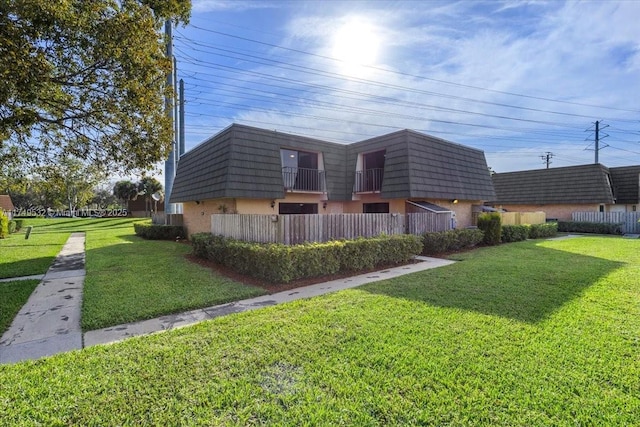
(179, 79), (185, 157)
(586, 120), (608, 164)
(164, 20), (175, 216)
(595, 120), (599, 164)
(540, 152), (553, 169)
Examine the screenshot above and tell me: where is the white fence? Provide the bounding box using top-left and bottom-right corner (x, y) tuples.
(572, 212), (640, 234)
(211, 212), (449, 244)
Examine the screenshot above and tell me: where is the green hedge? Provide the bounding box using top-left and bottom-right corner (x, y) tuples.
(557, 221), (622, 235)
(529, 222), (558, 238)
(13, 219), (24, 231)
(501, 222), (558, 243)
(477, 212), (502, 245)
(8, 220), (17, 234)
(0, 212), (8, 239)
(422, 228), (484, 255)
(501, 224), (530, 243)
(134, 223), (185, 240)
(191, 233), (423, 284)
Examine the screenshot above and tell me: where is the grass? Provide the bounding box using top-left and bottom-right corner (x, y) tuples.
(0, 280), (40, 333)
(1, 236), (639, 425)
(81, 222), (266, 330)
(0, 222), (71, 278)
(1, 217), (265, 331)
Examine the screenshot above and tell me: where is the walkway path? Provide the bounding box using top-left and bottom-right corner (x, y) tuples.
(0, 233), (85, 364)
(1, 232), (455, 363)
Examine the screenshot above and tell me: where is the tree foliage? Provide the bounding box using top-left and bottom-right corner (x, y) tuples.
(37, 155), (105, 211)
(0, 0), (191, 173)
(113, 180), (139, 205)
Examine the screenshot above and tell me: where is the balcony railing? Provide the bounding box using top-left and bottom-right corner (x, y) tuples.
(282, 167), (326, 192)
(354, 168), (384, 192)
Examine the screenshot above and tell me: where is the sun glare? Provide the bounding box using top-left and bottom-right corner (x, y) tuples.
(331, 19), (380, 77)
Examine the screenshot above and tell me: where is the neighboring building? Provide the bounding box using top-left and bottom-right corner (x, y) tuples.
(491, 164), (640, 221)
(0, 195), (14, 220)
(170, 124), (496, 235)
(127, 196), (165, 218)
(609, 165), (640, 211)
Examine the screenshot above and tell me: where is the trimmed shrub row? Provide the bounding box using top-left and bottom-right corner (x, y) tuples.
(421, 228), (484, 255)
(528, 222), (558, 239)
(134, 223), (185, 240)
(501, 222), (558, 243)
(557, 221), (623, 235)
(191, 233), (423, 284)
(477, 212), (502, 246)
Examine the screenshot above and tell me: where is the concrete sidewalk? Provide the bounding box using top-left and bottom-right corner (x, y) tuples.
(0, 233), (85, 364)
(84, 256), (455, 347)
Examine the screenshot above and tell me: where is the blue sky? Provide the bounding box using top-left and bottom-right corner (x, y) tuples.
(171, 0), (640, 173)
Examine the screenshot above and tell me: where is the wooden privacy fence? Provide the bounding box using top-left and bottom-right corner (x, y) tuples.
(406, 212), (452, 234)
(572, 212), (640, 234)
(211, 213), (449, 245)
(473, 211), (546, 226)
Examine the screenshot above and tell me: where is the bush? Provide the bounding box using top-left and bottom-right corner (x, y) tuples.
(422, 228), (484, 255)
(0, 212), (8, 239)
(191, 233), (423, 283)
(501, 224), (530, 243)
(528, 222), (558, 239)
(13, 219), (24, 231)
(477, 212), (502, 245)
(557, 221), (622, 235)
(8, 220), (17, 234)
(134, 223), (185, 240)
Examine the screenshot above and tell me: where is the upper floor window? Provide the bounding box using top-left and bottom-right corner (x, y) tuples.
(281, 149), (325, 192)
(354, 149), (385, 193)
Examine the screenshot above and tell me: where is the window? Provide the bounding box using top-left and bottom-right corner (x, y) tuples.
(363, 203), (389, 213)
(278, 203), (319, 214)
(280, 149), (324, 192)
(355, 150), (385, 192)
(599, 204), (605, 212)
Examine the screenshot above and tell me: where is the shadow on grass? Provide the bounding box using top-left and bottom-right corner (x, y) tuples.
(362, 243), (623, 324)
(0, 257), (56, 279)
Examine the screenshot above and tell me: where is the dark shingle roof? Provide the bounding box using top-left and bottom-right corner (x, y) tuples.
(492, 164), (615, 204)
(349, 129), (495, 201)
(171, 124), (496, 203)
(171, 124), (347, 203)
(609, 166), (640, 205)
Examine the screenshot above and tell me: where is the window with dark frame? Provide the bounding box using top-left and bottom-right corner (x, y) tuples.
(278, 203), (319, 215)
(363, 203), (389, 213)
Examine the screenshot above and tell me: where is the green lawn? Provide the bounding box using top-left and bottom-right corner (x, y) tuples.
(0, 221), (71, 278)
(81, 222), (266, 330)
(0, 280), (40, 333)
(1, 217), (266, 331)
(1, 236), (638, 425)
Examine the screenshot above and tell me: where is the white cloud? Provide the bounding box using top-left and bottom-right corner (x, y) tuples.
(192, 0), (279, 13)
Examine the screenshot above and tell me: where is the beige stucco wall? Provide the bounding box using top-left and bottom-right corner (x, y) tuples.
(182, 198), (236, 236)
(182, 194), (483, 237)
(238, 193), (335, 214)
(344, 194), (405, 214)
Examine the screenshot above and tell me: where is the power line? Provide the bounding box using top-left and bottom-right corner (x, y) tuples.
(184, 24), (640, 115)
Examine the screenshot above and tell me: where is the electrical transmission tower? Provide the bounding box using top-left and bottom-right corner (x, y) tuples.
(540, 152), (553, 169)
(585, 120), (609, 164)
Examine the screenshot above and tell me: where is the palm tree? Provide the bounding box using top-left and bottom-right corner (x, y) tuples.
(136, 177), (163, 216)
(112, 180), (138, 210)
